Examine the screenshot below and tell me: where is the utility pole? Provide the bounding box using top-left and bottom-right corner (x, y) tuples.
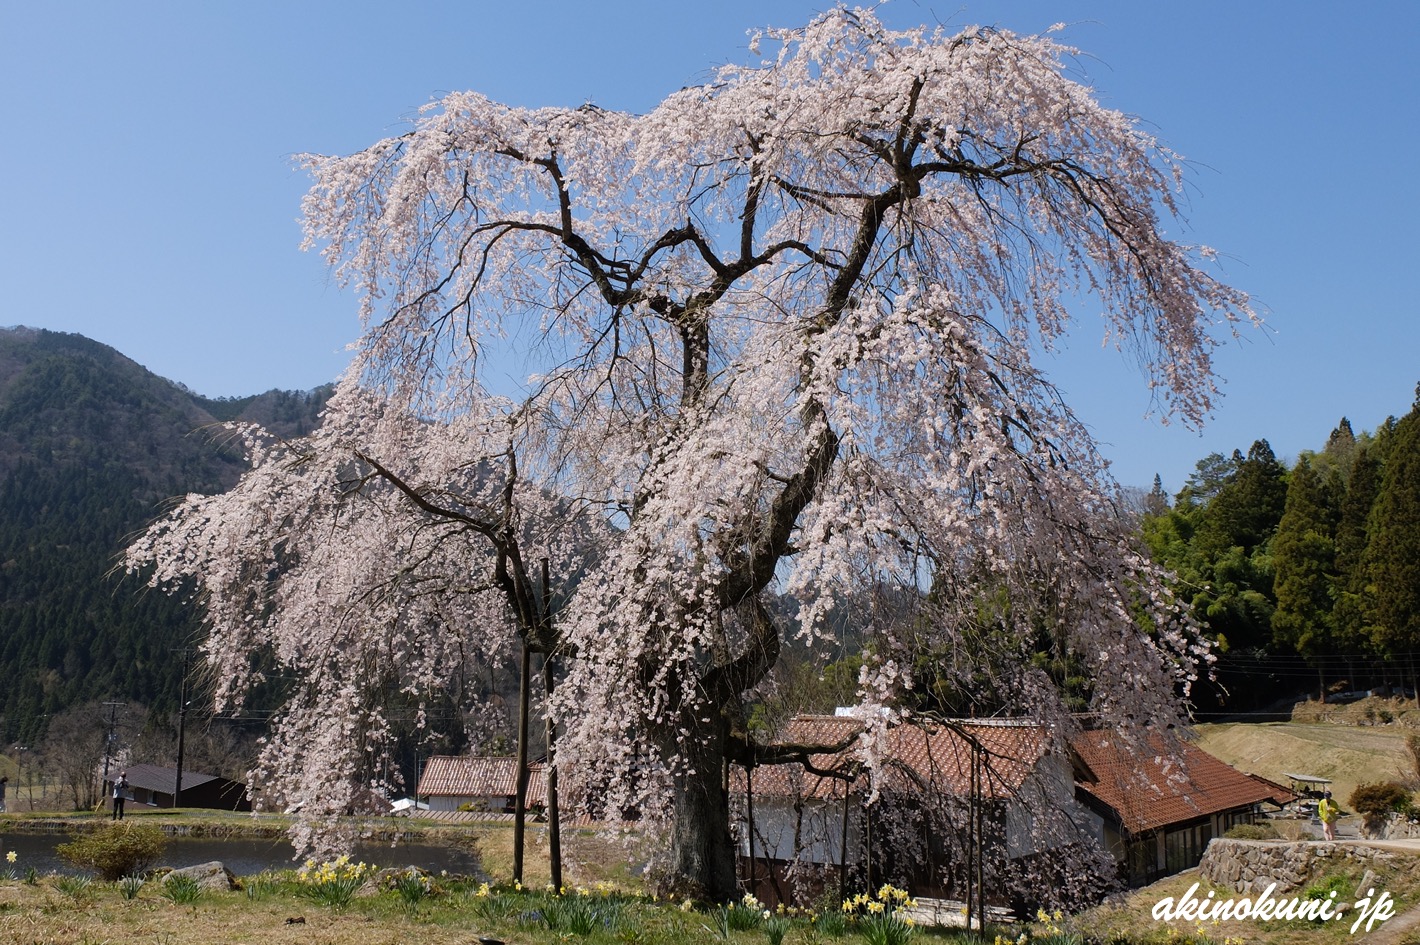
(174, 649), (190, 809)
(101, 702), (125, 796)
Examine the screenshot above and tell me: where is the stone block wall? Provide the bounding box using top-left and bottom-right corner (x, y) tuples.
(1200, 839), (1396, 894)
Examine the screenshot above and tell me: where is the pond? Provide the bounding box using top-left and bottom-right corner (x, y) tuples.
(0, 831), (484, 879)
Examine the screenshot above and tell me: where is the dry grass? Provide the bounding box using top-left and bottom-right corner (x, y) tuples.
(1193, 719), (1413, 812)
(0, 872), (779, 945)
(0, 881), (465, 945)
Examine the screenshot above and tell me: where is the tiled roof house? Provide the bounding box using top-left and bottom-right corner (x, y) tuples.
(735, 714), (1293, 902)
(416, 756), (546, 813)
(1071, 729), (1294, 885)
(733, 714), (1076, 907)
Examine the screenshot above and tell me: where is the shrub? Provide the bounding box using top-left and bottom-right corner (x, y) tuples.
(55, 823), (166, 881)
(1223, 822), (1280, 840)
(1349, 782), (1413, 816)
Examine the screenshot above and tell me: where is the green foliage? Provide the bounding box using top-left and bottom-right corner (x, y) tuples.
(1303, 873), (1350, 900)
(843, 884), (916, 945)
(814, 906), (849, 936)
(296, 855), (371, 910)
(543, 892), (625, 936)
(1143, 442), (1285, 657)
(1366, 389), (1420, 657)
(467, 883), (521, 922)
(764, 915), (792, 945)
(859, 910), (915, 945)
(1139, 408), (1420, 713)
(55, 822), (166, 881)
(53, 873), (93, 900)
(702, 905), (733, 940)
(393, 868), (433, 910)
(1334, 444), (1383, 648)
(162, 873), (203, 904)
(118, 874), (144, 900)
(725, 901), (765, 931)
(244, 870), (280, 900)
(1271, 459), (1338, 667)
(1349, 781), (1413, 816)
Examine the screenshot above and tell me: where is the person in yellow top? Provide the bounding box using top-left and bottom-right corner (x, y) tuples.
(1317, 792), (1338, 840)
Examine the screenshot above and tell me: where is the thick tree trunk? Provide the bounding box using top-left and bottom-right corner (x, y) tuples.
(662, 722), (739, 902)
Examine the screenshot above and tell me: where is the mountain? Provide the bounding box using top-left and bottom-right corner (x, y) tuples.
(0, 326), (331, 744)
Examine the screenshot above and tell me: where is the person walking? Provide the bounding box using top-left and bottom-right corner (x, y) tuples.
(1318, 791), (1338, 841)
(111, 771), (129, 820)
(0, 775), (8, 813)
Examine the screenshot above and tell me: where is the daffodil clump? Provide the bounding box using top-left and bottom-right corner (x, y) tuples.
(3, 850), (17, 881)
(725, 891), (770, 930)
(296, 854), (372, 909)
(843, 884), (916, 945)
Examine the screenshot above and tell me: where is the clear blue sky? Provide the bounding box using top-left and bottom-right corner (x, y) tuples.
(2, 1), (1416, 491)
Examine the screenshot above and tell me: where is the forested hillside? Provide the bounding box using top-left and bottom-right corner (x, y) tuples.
(3, 323), (1416, 750)
(1142, 386), (1420, 714)
(0, 327), (330, 745)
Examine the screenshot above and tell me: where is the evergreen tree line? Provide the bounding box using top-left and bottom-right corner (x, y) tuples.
(1142, 384), (1420, 713)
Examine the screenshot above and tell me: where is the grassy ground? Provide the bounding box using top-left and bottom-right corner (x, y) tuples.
(1076, 847), (1420, 945)
(0, 871), (1015, 945)
(1193, 717), (1413, 812)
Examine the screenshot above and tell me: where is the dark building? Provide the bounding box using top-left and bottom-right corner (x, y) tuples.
(104, 764), (250, 812)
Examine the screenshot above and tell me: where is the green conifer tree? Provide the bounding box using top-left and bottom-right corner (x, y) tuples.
(1366, 386), (1420, 702)
(1271, 458), (1338, 699)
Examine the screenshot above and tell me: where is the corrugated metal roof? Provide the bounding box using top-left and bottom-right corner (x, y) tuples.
(114, 763), (223, 795)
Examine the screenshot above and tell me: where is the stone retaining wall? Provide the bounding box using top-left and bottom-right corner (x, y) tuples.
(1200, 839), (1397, 894)
(1376, 813), (1420, 840)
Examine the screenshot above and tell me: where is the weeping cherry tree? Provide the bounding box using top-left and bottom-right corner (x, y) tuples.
(128, 9), (1251, 899)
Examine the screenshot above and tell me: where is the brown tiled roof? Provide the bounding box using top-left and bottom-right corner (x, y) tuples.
(417, 756), (546, 805)
(738, 715), (1048, 802)
(1246, 773), (1301, 808)
(1071, 730), (1281, 834)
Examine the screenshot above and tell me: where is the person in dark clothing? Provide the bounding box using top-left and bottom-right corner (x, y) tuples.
(0, 775), (8, 813)
(112, 771), (129, 820)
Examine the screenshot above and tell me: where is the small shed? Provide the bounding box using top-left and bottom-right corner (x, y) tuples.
(105, 764), (250, 812)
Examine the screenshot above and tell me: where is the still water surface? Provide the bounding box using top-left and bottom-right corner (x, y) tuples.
(0, 832), (482, 878)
